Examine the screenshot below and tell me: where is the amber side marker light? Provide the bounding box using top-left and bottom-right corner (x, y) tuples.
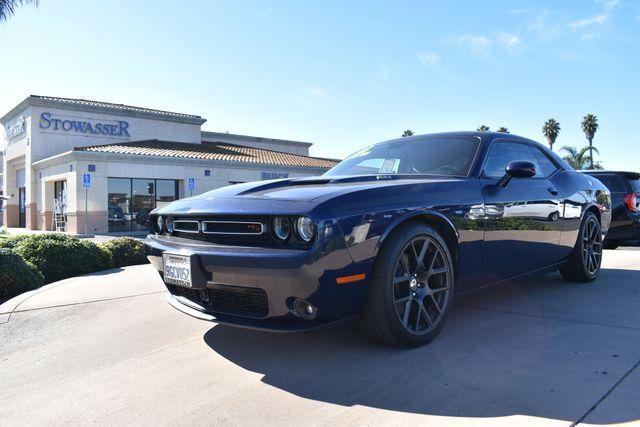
(336, 273), (366, 285)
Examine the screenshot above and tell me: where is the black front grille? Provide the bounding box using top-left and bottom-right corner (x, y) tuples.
(202, 221), (263, 235)
(169, 284), (269, 318)
(161, 215), (314, 249)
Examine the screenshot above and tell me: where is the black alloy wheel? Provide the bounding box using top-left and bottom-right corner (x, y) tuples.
(359, 222), (455, 347)
(560, 211), (603, 282)
(392, 236), (452, 335)
(581, 215), (603, 277)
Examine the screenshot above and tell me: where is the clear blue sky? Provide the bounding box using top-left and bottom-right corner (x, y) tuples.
(2, 0), (639, 168)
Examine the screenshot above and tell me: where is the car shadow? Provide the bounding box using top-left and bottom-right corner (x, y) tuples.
(203, 268), (640, 424)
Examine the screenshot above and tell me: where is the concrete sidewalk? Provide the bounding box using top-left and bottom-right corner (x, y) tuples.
(1, 251), (639, 425)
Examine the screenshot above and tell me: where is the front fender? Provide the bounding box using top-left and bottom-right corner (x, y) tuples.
(376, 210), (460, 255)
(337, 208), (462, 265)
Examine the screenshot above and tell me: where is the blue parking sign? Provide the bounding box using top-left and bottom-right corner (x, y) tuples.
(188, 177), (195, 191)
(83, 173), (91, 188)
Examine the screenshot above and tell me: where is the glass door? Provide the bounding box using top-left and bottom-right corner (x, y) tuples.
(18, 187), (26, 227)
(53, 180), (67, 219)
(107, 178), (131, 232)
(131, 179), (155, 232)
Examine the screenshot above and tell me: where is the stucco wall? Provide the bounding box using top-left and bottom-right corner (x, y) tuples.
(30, 106), (203, 162)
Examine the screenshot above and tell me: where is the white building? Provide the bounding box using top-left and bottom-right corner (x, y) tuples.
(0, 95), (337, 234)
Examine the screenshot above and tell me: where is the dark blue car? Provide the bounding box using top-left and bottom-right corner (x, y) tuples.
(145, 132), (612, 347)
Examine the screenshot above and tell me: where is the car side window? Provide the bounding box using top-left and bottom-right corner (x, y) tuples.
(527, 146), (557, 177)
(483, 141), (557, 179)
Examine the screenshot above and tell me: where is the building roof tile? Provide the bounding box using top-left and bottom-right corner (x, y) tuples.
(74, 140), (339, 169)
(30, 95), (203, 120)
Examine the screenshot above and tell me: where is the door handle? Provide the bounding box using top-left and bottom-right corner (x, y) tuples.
(548, 187), (559, 196)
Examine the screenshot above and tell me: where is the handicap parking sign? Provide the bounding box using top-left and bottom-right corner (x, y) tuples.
(188, 177), (195, 191)
(83, 173), (91, 188)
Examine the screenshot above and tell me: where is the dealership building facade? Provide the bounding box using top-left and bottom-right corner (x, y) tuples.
(0, 95), (337, 234)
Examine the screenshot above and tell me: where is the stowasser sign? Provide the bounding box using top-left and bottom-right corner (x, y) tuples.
(5, 116), (27, 140)
(39, 112), (130, 137)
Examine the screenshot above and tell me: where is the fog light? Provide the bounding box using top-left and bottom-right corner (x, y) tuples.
(293, 298), (317, 320)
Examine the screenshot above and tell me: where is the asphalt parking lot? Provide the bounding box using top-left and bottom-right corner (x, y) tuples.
(1, 250), (639, 426)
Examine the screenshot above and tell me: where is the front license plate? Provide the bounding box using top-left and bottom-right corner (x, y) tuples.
(163, 253), (193, 288)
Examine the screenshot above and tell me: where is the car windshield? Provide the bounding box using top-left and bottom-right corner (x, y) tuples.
(324, 136), (480, 177)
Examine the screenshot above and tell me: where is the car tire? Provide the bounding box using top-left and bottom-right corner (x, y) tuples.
(560, 211), (603, 282)
(359, 222), (455, 347)
(603, 240), (619, 250)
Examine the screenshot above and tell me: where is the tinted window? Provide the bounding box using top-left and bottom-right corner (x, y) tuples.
(591, 174), (626, 193)
(528, 146), (558, 177)
(325, 137), (479, 177)
(483, 141), (557, 178)
(627, 177), (640, 192)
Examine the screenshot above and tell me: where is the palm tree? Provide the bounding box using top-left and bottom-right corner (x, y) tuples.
(0, 0), (38, 22)
(497, 126), (509, 133)
(401, 129), (414, 137)
(581, 114), (599, 169)
(477, 125), (490, 132)
(560, 146), (603, 170)
(542, 118), (561, 151)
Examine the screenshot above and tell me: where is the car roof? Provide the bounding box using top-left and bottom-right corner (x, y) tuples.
(386, 131), (536, 143)
(581, 170), (640, 179)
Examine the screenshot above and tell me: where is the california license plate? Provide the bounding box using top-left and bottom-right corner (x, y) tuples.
(163, 253), (193, 288)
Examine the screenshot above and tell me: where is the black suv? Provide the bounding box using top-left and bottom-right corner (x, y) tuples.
(583, 171), (640, 249)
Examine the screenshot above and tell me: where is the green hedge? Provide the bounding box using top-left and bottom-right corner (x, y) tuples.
(0, 248), (44, 300)
(10, 234), (111, 284)
(0, 234), (32, 250)
(101, 237), (147, 268)
(0, 234), (149, 301)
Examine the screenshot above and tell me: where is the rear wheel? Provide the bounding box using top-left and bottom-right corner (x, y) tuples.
(560, 212), (603, 282)
(359, 222), (454, 347)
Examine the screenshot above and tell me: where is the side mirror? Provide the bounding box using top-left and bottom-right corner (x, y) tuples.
(497, 160), (536, 187)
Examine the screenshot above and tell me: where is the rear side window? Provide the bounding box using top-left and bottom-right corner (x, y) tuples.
(593, 174), (626, 193)
(627, 177), (640, 193)
(483, 141), (558, 178)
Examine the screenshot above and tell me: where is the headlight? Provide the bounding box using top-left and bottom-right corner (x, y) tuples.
(295, 216), (316, 242)
(272, 217), (291, 240)
(166, 216), (174, 234)
(155, 216), (164, 234)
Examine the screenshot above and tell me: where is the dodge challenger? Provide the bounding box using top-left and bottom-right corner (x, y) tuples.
(145, 132), (611, 347)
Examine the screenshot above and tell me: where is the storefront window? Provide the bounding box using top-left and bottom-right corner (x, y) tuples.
(156, 180), (179, 208)
(108, 178), (179, 232)
(131, 179), (155, 232)
(108, 178), (131, 233)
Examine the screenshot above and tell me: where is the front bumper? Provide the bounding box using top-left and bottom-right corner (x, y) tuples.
(145, 234), (371, 330)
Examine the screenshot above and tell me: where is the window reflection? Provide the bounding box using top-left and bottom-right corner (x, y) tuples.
(108, 178), (179, 232)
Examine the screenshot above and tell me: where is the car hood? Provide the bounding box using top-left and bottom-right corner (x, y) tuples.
(154, 175), (464, 215)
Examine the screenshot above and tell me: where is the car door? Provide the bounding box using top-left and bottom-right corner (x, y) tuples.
(480, 140), (564, 282)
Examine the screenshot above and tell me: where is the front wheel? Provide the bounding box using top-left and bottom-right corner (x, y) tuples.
(359, 222), (455, 347)
(560, 212), (603, 282)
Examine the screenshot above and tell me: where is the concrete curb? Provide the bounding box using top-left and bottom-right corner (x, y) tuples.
(0, 267), (127, 316)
